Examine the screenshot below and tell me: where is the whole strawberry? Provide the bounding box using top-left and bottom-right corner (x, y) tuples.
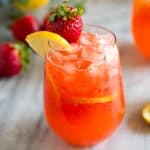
(43, 1), (83, 43)
(0, 42), (31, 77)
(12, 15), (40, 42)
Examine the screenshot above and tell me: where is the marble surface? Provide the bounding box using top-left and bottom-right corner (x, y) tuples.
(1, 0), (150, 150)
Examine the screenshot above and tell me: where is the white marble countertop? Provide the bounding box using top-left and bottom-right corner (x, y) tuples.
(1, 0), (150, 150)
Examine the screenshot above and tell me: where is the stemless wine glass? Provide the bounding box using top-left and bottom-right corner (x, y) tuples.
(44, 25), (125, 147)
(132, 0), (150, 57)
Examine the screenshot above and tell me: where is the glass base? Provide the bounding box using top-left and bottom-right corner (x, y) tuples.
(64, 140), (101, 148)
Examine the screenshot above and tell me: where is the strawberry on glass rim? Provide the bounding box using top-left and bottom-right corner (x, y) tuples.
(26, 1), (125, 147)
(42, 0), (83, 43)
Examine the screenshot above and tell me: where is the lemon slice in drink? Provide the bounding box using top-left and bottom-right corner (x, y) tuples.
(142, 104), (150, 124)
(26, 31), (71, 57)
(70, 97), (112, 104)
(65, 93), (117, 104)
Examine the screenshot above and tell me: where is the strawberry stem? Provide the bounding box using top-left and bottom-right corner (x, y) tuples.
(49, 0), (84, 22)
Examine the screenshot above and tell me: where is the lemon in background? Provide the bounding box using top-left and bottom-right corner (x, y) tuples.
(142, 104), (150, 125)
(14, 0), (50, 11)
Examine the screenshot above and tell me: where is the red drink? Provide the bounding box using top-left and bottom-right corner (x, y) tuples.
(132, 0), (150, 57)
(44, 25), (125, 147)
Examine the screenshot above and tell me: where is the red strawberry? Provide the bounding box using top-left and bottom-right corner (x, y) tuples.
(0, 42), (31, 77)
(43, 1), (83, 43)
(12, 15), (39, 42)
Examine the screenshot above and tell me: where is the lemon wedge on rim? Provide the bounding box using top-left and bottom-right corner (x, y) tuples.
(25, 31), (71, 57)
(142, 104), (150, 124)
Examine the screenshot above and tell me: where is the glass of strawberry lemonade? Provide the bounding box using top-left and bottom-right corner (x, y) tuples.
(44, 25), (125, 147)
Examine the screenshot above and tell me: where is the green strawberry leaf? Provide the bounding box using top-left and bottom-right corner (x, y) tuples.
(75, 1), (86, 14)
(14, 42), (32, 70)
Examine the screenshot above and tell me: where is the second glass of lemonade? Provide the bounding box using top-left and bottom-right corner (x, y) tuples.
(132, 0), (150, 57)
(44, 25), (125, 147)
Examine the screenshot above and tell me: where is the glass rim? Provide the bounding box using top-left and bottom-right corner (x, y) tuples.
(47, 24), (117, 71)
(84, 24), (117, 45)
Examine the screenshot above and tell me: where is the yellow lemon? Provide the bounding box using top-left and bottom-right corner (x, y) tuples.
(142, 104), (150, 124)
(25, 31), (71, 57)
(14, 0), (50, 11)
